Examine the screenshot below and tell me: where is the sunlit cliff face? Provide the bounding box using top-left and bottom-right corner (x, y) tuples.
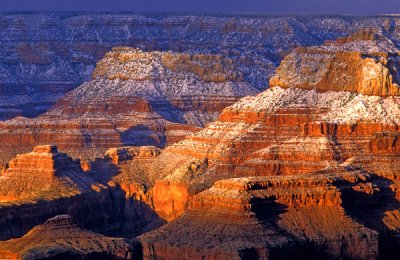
(2, 14), (400, 259)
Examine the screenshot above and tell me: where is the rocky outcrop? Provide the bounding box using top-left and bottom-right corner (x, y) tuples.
(0, 215), (141, 259)
(120, 33), (400, 258)
(3, 14), (400, 120)
(0, 48), (258, 163)
(105, 146), (161, 165)
(270, 31), (400, 96)
(140, 170), (380, 259)
(0, 145), (91, 203)
(0, 145), (165, 241)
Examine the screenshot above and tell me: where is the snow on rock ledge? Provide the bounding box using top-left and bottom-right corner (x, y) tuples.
(227, 86), (400, 124)
(270, 30), (400, 97)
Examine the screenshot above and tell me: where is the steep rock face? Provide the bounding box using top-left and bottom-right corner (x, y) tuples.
(0, 145), (165, 241)
(116, 37), (400, 257)
(0, 48), (258, 163)
(0, 215), (140, 259)
(270, 31), (400, 96)
(3, 14), (400, 120)
(106, 85), (400, 227)
(0, 145), (91, 203)
(140, 171), (380, 259)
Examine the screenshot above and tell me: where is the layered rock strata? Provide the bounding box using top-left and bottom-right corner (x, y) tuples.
(101, 81), (400, 229)
(4, 14), (400, 120)
(2, 28), (400, 258)
(0, 48), (257, 163)
(0, 215), (140, 259)
(114, 33), (400, 258)
(0, 145), (165, 241)
(270, 30), (400, 96)
(0, 145), (91, 203)
(141, 170), (383, 259)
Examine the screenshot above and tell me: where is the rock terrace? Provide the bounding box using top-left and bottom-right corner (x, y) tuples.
(0, 215), (140, 259)
(1, 25), (400, 259)
(270, 30), (400, 96)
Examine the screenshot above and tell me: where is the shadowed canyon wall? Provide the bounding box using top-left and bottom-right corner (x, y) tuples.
(2, 13), (400, 120)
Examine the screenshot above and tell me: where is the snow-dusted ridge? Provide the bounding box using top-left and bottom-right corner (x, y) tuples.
(229, 86), (400, 124)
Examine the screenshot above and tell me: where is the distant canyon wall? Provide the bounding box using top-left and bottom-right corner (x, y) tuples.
(2, 13), (400, 119)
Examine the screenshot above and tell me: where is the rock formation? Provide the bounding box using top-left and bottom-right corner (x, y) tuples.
(0, 215), (140, 259)
(2, 13), (400, 120)
(140, 170), (381, 259)
(270, 30), (400, 96)
(1, 25), (400, 259)
(120, 31), (400, 258)
(131, 83), (400, 221)
(0, 145), (165, 241)
(0, 48), (258, 164)
(0, 145), (92, 203)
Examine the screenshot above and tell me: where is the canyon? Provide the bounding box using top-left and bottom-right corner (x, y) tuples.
(1, 13), (400, 260)
(134, 32), (400, 259)
(0, 215), (141, 259)
(270, 29), (400, 96)
(2, 13), (400, 121)
(0, 47), (257, 164)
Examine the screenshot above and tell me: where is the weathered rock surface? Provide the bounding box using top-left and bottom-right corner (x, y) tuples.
(0, 48), (257, 164)
(270, 30), (400, 96)
(0, 145), (91, 203)
(3, 13), (400, 120)
(0, 145), (165, 241)
(2, 23), (400, 259)
(140, 170), (382, 259)
(102, 80), (400, 228)
(0, 215), (140, 259)
(115, 33), (400, 258)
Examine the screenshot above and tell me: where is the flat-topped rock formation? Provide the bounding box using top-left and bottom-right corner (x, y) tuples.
(270, 30), (400, 96)
(93, 47), (242, 82)
(63, 47), (255, 126)
(0, 145), (93, 203)
(0, 215), (140, 259)
(0, 145), (166, 241)
(0, 48), (258, 163)
(104, 31), (400, 258)
(5, 145), (81, 178)
(141, 170), (383, 259)
(4, 14), (400, 120)
(2, 26), (400, 258)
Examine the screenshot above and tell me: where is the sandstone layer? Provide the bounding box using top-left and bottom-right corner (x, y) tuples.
(0, 145), (165, 241)
(112, 33), (400, 258)
(0, 48), (258, 164)
(4, 14), (400, 120)
(0, 215), (140, 259)
(2, 28), (400, 259)
(270, 30), (400, 96)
